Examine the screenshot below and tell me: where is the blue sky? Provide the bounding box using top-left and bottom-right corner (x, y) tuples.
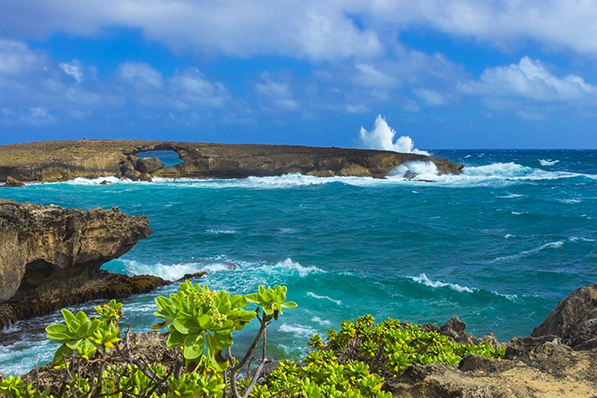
(0, 1), (596, 149)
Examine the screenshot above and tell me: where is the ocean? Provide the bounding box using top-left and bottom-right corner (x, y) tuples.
(1, 149), (596, 376)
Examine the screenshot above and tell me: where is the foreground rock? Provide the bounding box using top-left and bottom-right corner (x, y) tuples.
(0, 140), (463, 182)
(0, 200), (182, 329)
(388, 284), (597, 397)
(0, 200), (152, 303)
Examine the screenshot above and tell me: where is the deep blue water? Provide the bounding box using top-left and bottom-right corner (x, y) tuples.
(1, 150), (596, 375)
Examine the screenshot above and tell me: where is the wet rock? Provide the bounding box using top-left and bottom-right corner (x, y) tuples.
(4, 176), (25, 187)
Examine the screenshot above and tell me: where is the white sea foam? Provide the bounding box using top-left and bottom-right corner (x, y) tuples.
(539, 159), (560, 166)
(557, 198), (581, 204)
(490, 241), (565, 264)
(67, 176), (124, 185)
(264, 259), (325, 278)
(121, 259), (237, 281)
(359, 115), (429, 155)
(278, 323), (318, 337)
(569, 236), (596, 242)
(497, 193), (524, 199)
(206, 229), (237, 235)
(311, 316), (332, 326)
(389, 161), (439, 180)
(409, 274), (475, 293)
(306, 292), (342, 306)
(504, 234), (515, 239)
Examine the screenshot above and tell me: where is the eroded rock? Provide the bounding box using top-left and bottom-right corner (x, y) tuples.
(530, 283), (597, 350)
(0, 200), (152, 303)
(0, 140), (464, 182)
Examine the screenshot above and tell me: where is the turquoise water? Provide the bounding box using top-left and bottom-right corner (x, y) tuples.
(1, 150), (596, 375)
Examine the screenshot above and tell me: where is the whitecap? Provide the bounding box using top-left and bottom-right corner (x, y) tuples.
(206, 229), (237, 235)
(489, 241), (564, 264)
(409, 273), (475, 293)
(278, 323), (318, 337)
(311, 316), (332, 326)
(504, 234), (515, 239)
(569, 236), (596, 242)
(389, 161), (439, 180)
(539, 159), (559, 166)
(263, 258), (325, 278)
(497, 193), (524, 199)
(306, 292), (342, 306)
(557, 198), (581, 204)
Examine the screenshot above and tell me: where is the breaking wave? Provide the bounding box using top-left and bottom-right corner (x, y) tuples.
(359, 115), (429, 155)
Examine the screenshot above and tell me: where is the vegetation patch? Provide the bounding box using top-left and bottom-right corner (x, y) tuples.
(0, 282), (504, 397)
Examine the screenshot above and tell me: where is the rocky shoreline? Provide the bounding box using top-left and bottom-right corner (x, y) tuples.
(0, 200), (172, 329)
(15, 283), (597, 397)
(0, 140), (463, 183)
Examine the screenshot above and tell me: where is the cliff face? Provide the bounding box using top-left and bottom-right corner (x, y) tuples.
(0, 200), (152, 302)
(0, 140), (463, 182)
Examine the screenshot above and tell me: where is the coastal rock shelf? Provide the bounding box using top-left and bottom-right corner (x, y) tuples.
(0, 200), (164, 328)
(0, 140), (463, 183)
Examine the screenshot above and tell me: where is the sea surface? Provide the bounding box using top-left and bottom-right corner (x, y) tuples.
(1, 150), (596, 375)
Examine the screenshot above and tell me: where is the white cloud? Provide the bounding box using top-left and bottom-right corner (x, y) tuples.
(255, 74), (298, 111)
(59, 60), (84, 83)
(2, 1), (597, 60)
(413, 88), (446, 106)
(461, 56), (596, 101)
(118, 62), (162, 88)
(0, 40), (43, 75)
(168, 68), (229, 109)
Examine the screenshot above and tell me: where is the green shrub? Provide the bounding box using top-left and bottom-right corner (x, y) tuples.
(0, 285), (506, 398)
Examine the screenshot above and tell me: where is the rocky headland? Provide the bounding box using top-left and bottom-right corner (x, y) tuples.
(0, 140), (463, 183)
(0, 200), (174, 329)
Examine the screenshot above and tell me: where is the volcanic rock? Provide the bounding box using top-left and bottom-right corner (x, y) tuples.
(4, 176), (25, 187)
(0, 200), (152, 303)
(136, 156), (165, 174)
(530, 283), (597, 350)
(0, 140), (464, 183)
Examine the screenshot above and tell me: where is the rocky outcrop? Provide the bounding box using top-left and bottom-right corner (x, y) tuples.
(530, 283), (597, 350)
(386, 285), (597, 397)
(0, 140), (463, 182)
(0, 200), (152, 303)
(4, 176), (25, 187)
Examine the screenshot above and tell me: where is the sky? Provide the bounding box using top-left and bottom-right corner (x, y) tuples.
(0, 1), (596, 149)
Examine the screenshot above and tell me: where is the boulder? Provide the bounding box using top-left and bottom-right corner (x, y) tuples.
(530, 283), (597, 350)
(0, 200), (152, 303)
(136, 156), (165, 174)
(4, 176), (25, 187)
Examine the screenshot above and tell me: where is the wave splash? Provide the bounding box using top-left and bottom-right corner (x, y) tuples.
(359, 115), (429, 155)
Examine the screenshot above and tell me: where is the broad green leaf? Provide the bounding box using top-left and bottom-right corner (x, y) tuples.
(167, 329), (187, 348)
(75, 311), (88, 324)
(52, 344), (74, 366)
(183, 334), (204, 360)
(281, 301), (298, 309)
(198, 314), (211, 329)
(173, 315), (200, 335)
(61, 309), (78, 330)
(65, 339), (83, 350)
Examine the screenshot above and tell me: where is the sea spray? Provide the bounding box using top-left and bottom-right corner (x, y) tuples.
(359, 115), (429, 155)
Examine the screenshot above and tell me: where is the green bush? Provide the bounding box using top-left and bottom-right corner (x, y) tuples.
(0, 285), (506, 398)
